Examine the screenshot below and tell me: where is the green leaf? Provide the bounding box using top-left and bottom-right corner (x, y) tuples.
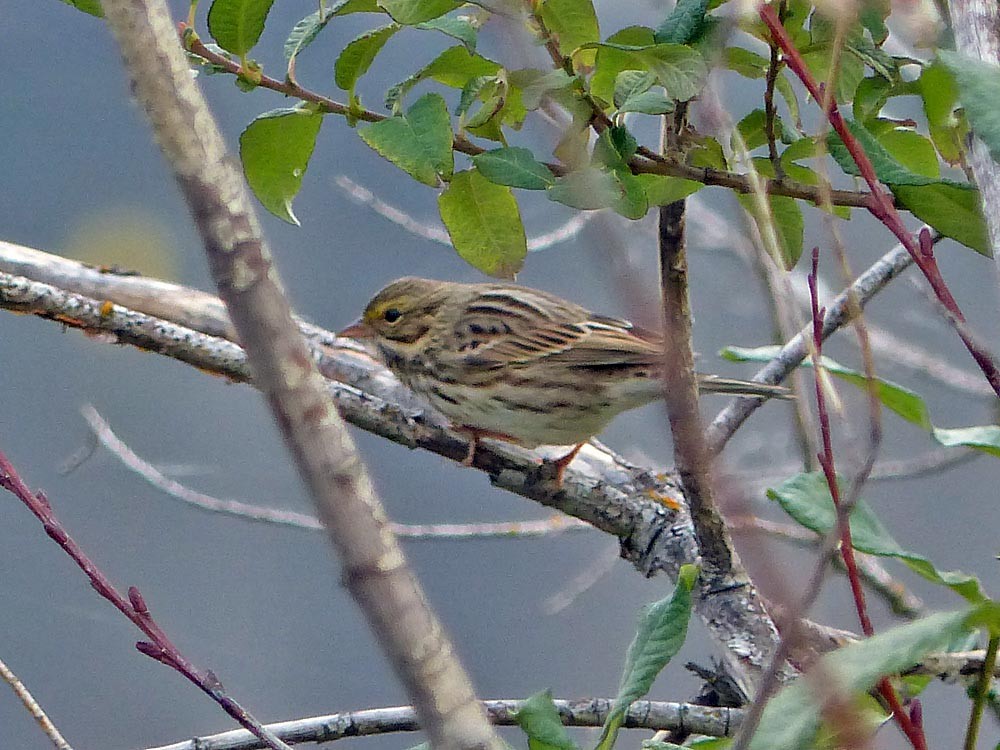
(614, 71), (673, 115)
(768, 472), (984, 603)
(240, 108), (323, 225)
(932, 425), (1000, 457)
(359, 93), (453, 185)
(596, 566), (698, 750)
(737, 193), (804, 269)
(515, 691), (577, 750)
(802, 44), (865, 103)
(540, 0), (600, 62)
(654, 0), (710, 45)
(473, 148), (554, 190)
(590, 26), (655, 103)
(919, 59), (967, 165)
(284, 10), (330, 62)
(331, 0), (383, 13)
(749, 611), (974, 750)
(335, 24), (399, 97)
(893, 182), (990, 257)
(416, 13), (478, 51)
(584, 43), (707, 102)
(207, 0), (276, 56)
(827, 119), (990, 255)
(593, 127), (638, 168)
(439, 169), (526, 278)
(510, 68), (577, 111)
(59, 0), (104, 17)
(876, 127), (939, 178)
(547, 168), (622, 210)
(387, 45), (499, 110)
(721, 346), (931, 427)
(635, 174), (702, 205)
(377, 0), (459, 24)
(939, 51), (1000, 164)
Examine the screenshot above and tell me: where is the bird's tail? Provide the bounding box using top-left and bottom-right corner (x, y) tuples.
(696, 374), (793, 400)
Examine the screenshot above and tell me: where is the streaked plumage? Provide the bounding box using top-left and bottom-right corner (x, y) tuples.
(341, 277), (787, 473)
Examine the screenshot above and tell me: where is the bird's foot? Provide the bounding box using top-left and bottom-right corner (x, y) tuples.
(546, 443), (585, 486)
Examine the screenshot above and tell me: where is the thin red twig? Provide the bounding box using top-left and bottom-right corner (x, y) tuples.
(807, 250), (927, 750)
(760, 5), (1000, 399)
(0, 451), (291, 750)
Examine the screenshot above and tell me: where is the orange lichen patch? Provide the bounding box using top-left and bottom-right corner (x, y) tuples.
(643, 488), (682, 511)
(99, 300), (116, 318)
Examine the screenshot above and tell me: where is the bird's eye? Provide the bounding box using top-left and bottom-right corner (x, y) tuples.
(383, 308), (402, 323)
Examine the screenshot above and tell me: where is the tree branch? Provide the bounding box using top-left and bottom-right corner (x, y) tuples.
(98, 1), (500, 747)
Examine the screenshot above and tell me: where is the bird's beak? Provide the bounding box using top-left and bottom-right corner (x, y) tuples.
(339, 319), (374, 339)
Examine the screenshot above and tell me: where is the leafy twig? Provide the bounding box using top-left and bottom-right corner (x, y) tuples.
(760, 4), (1000, 399)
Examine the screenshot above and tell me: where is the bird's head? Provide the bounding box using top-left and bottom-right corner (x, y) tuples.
(340, 277), (450, 347)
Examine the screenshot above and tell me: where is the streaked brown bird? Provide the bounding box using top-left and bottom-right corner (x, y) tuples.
(341, 277), (788, 479)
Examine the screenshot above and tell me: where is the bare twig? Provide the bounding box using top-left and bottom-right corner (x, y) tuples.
(79, 404), (590, 540)
(99, 0), (500, 746)
(0, 452), (291, 750)
(334, 175), (593, 252)
(145, 697), (746, 750)
(0, 655), (74, 750)
(706, 238), (921, 454)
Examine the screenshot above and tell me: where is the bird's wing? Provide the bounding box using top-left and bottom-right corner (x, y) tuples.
(450, 290), (661, 372)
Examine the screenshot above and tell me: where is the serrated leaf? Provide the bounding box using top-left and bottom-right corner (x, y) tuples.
(387, 45), (499, 110)
(593, 126), (638, 168)
(635, 174), (702, 205)
(515, 691), (577, 750)
(654, 0), (710, 45)
(767, 472), (984, 602)
(939, 51), (1000, 164)
(583, 43), (707, 102)
(378, 0), (459, 24)
(614, 71), (673, 115)
(59, 0), (104, 17)
(802, 44), (865, 104)
(827, 119), (989, 254)
(207, 0), (276, 56)
(749, 611), (974, 750)
(473, 147), (554, 190)
(541, 0), (599, 63)
(416, 13), (478, 51)
(591, 26), (656, 104)
(284, 10), (331, 62)
(331, 0), (382, 14)
(240, 108), (323, 225)
(894, 182), (990, 256)
(335, 24), (399, 96)
(439, 169), (526, 278)
(596, 565), (698, 750)
(876, 127), (939, 178)
(359, 93), (453, 185)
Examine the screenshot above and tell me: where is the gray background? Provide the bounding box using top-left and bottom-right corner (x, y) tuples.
(1, 1), (997, 748)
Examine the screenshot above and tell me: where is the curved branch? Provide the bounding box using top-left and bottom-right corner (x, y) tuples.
(0, 245), (794, 686)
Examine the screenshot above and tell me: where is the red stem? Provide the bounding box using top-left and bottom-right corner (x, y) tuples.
(0, 451), (290, 750)
(807, 251), (927, 750)
(760, 5), (1000, 399)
